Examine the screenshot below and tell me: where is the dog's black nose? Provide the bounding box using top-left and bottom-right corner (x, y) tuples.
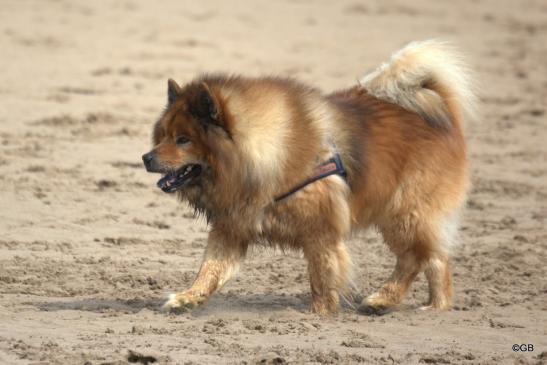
(142, 152), (154, 168)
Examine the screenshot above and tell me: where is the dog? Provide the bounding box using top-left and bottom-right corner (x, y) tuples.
(142, 40), (475, 315)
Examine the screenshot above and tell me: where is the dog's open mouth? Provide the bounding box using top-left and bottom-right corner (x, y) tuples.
(156, 164), (202, 193)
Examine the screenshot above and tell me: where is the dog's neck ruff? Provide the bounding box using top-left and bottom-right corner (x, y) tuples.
(274, 152), (347, 202)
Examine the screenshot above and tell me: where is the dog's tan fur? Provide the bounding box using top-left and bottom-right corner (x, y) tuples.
(144, 40), (475, 315)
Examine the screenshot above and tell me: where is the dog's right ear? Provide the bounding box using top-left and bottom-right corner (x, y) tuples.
(167, 78), (182, 105)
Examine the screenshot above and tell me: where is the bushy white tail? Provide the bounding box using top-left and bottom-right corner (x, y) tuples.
(360, 40), (476, 128)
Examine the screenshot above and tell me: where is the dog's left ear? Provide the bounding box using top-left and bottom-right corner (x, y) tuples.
(189, 82), (230, 135)
(167, 78), (182, 105)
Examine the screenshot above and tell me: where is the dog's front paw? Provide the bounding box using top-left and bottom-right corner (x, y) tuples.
(162, 291), (207, 313)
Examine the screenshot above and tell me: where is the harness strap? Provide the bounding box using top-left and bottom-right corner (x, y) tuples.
(274, 152), (347, 203)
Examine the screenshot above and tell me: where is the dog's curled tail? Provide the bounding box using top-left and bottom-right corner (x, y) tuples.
(360, 40), (476, 128)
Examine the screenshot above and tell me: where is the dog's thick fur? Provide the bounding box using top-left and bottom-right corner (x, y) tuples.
(143, 40), (475, 314)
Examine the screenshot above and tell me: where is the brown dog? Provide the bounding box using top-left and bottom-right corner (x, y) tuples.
(142, 40), (475, 315)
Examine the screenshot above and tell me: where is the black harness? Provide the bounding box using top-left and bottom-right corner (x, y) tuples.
(274, 152), (347, 202)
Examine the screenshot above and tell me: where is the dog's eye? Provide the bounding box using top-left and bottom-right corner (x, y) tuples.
(175, 136), (190, 145)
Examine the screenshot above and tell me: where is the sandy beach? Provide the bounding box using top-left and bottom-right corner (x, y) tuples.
(0, 0), (546, 363)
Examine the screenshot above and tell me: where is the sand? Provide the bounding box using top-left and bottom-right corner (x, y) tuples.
(1, 0), (546, 364)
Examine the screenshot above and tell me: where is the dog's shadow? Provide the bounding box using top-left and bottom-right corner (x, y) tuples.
(35, 293), (397, 316)
(37, 297), (165, 313)
(35, 293), (314, 316)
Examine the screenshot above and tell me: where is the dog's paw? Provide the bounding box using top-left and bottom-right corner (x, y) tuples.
(358, 293), (395, 315)
(162, 292), (207, 313)
(418, 302), (451, 311)
(310, 302), (338, 316)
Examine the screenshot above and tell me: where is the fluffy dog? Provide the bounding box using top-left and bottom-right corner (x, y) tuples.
(142, 40), (475, 314)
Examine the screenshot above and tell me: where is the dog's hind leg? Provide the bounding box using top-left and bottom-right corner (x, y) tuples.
(360, 250), (422, 314)
(421, 213), (459, 310)
(303, 240), (350, 315)
(360, 214), (435, 313)
(163, 230), (247, 312)
(361, 211), (458, 313)
(422, 253), (453, 310)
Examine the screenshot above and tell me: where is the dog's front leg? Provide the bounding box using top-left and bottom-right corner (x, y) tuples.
(303, 240), (350, 315)
(163, 231), (247, 312)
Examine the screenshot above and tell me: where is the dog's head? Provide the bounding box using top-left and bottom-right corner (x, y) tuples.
(142, 78), (233, 197)
(143, 76), (317, 215)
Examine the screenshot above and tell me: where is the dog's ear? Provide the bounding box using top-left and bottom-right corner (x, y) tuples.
(189, 82), (229, 136)
(167, 78), (182, 105)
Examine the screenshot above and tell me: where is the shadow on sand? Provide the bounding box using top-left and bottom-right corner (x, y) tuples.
(36, 297), (166, 313)
(32, 292), (378, 316)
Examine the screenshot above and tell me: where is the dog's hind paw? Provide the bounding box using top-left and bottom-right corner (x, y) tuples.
(162, 292), (207, 313)
(358, 293), (397, 316)
(418, 302), (452, 311)
(357, 303), (393, 316)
